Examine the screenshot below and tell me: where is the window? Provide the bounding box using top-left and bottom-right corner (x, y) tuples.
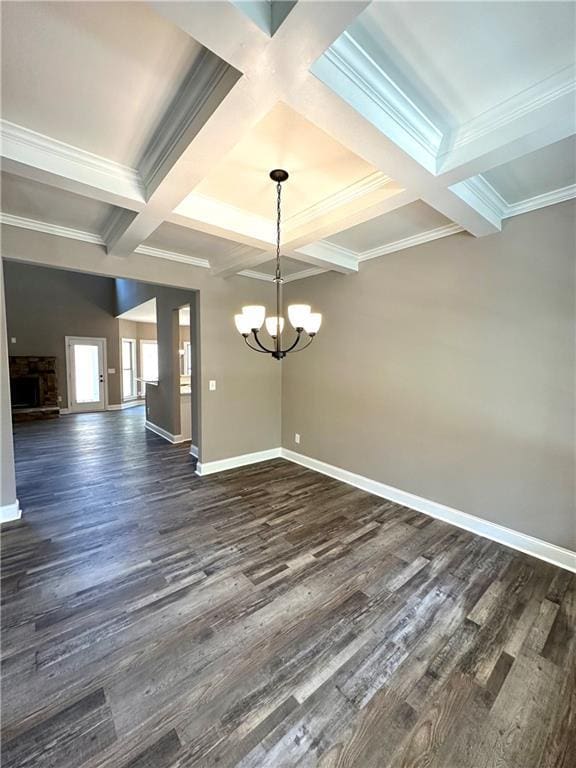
(121, 339), (137, 400)
(140, 340), (158, 382)
(181, 341), (192, 376)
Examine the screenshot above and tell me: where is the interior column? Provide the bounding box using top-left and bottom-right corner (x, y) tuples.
(156, 297), (181, 438)
(0, 260), (21, 522)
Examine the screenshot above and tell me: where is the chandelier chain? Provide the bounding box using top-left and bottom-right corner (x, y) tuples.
(275, 181), (282, 281)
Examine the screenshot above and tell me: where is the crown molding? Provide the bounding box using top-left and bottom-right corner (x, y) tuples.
(175, 192), (274, 245)
(0, 120), (144, 206)
(313, 222), (464, 265)
(237, 267), (327, 283)
(284, 267), (327, 283)
(285, 171), (393, 231)
(140, 50), (240, 196)
(453, 176), (576, 223)
(295, 239), (359, 273)
(0, 209), (320, 280)
(313, 31), (443, 173)
(237, 269), (274, 282)
(357, 223), (465, 262)
(0, 211), (211, 269)
(134, 244), (210, 269)
(505, 183), (576, 218)
(448, 66), (576, 154)
(0, 212), (105, 245)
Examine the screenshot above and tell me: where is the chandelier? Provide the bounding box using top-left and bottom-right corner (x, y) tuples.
(234, 169), (322, 360)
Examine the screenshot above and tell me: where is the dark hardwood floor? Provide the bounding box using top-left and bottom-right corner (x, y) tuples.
(1, 407), (575, 767)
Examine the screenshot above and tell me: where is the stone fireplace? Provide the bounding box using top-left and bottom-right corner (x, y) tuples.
(9, 357), (59, 421)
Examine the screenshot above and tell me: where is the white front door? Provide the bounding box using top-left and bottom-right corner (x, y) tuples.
(66, 337), (107, 412)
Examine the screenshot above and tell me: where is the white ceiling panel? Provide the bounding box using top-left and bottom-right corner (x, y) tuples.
(482, 136), (576, 204)
(0, 1), (204, 167)
(252, 256), (312, 277)
(1, 173), (114, 233)
(194, 102), (382, 221)
(326, 201), (451, 253)
(144, 221), (261, 264)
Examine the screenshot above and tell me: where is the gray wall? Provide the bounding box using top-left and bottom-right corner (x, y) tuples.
(283, 202), (576, 549)
(3, 262), (122, 408)
(1, 230), (282, 463)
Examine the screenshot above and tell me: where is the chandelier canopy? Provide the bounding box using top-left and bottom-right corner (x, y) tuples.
(234, 169), (322, 360)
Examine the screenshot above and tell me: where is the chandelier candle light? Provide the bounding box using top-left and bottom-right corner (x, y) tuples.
(234, 169), (322, 360)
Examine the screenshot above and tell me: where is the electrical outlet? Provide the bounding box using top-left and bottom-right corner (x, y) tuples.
(209, 380), (216, 391)
(295, 433), (300, 444)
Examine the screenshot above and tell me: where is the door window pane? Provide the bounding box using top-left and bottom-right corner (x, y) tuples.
(74, 344), (100, 403)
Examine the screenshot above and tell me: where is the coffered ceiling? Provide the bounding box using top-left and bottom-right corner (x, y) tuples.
(1, 1), (574, 284)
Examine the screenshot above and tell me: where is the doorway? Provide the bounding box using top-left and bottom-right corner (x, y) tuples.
(65, 336), (107, 412)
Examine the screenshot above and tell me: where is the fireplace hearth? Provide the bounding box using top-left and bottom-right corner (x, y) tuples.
(9, 357), (59, 421)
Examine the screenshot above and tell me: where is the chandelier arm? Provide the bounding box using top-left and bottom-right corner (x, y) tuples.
(252, 329), (275, 353)
(281, 329), (303, 354)
(244, 336), (270, 353)
(289, 335), (316, 354)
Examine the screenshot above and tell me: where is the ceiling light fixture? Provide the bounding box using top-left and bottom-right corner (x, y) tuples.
(234, 169), (322, 360)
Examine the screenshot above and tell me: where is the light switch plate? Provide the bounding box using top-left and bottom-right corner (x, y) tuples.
(209, 380), (216, 391)
(107, 368), (115, 374)
(295, 433), (300, 444)
(10, 337), (16, 344)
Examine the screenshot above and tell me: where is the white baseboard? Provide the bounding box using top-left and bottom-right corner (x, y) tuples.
(190, 445), (199, 458)
(281, 449), (576, 574)
(195, 447), (282, 476)
(0, 499), (22, 524)
(145, 420), (186, 444)
(61, 401), (143, 415)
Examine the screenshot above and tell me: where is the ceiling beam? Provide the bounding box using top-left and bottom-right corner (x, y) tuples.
(149, 0), (270, 72)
